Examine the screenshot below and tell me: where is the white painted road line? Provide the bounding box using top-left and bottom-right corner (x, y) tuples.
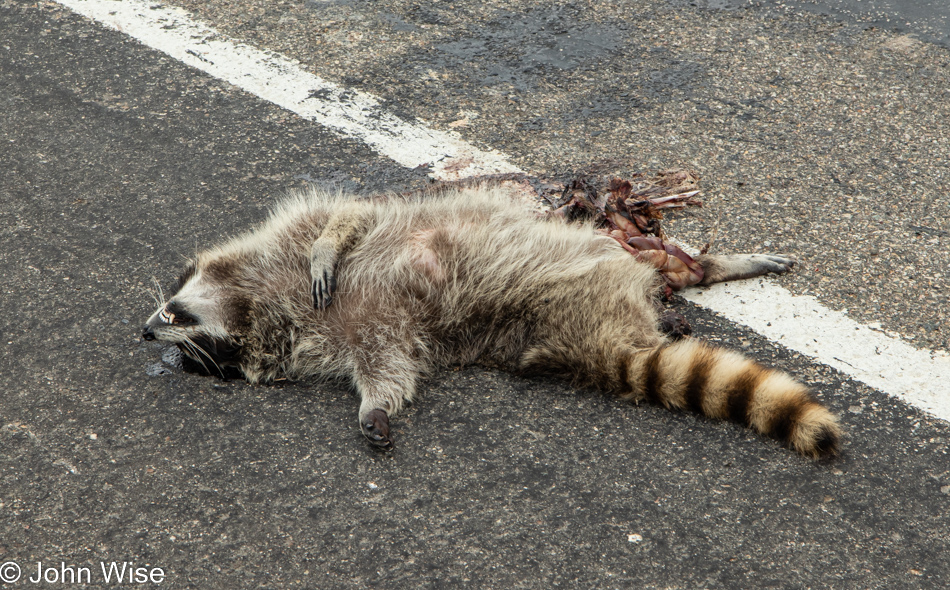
(54, 0), (519, 181)
(54, 0), (950, 421)
(686, 282), (950, 420)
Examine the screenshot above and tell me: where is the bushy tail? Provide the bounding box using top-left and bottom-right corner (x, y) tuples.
(619, 339), (841, 458)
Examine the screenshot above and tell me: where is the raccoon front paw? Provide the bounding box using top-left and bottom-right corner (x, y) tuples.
(361, 409), (394, 451)
(311, 270), (336, 309)
(310, 239), (338, 309)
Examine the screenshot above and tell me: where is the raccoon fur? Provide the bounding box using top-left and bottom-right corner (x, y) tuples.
(143, 183), (841, 458)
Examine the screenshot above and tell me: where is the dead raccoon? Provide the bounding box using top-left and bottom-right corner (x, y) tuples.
(143, 182), (841, 458)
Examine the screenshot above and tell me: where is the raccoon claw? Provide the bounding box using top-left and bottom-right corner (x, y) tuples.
(361, 409), (394, 451)
(734, 254), (796, 280)
(311, 271), (336, 309)
(761, 254), (796, 275)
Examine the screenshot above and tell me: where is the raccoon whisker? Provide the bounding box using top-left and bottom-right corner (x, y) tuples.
(184, 339), (218, 376)
(146, 277), (166, 308)
(180, 336), (214, 376)
(178, 338), (202, 368)
(155, 278), (166, 306)
(183, 334), (224, 377)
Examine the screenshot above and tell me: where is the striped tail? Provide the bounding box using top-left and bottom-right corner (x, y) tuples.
(619, 339), (841, 458)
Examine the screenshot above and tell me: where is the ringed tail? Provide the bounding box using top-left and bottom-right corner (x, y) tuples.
(619, 339), (841, 458)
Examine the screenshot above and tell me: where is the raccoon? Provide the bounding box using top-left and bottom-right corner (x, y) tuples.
(143, 183), (841, 457)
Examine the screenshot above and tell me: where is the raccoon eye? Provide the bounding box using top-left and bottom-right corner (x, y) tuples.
(161, 301), (197, 325)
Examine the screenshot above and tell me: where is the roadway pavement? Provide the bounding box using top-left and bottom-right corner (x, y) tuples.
(729, 0), (950, 48)
(1, 1), (948, 588)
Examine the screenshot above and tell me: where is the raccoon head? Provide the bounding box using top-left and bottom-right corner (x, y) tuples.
(142, 258), (248, 375)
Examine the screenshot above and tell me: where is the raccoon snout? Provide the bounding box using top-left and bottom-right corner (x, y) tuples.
(142, 325), (156, 341)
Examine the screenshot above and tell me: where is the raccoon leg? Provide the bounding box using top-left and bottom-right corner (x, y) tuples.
(694, 254), (796, 286)
(351, 344), (420, 451)
(354, 374), (416, 451)
(614, 339), (841, 458)
(311, 201), (374, 308)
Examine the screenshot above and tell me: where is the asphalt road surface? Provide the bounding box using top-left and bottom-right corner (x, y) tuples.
(686, 0), (949, 47)
(1, 1), (949, 588)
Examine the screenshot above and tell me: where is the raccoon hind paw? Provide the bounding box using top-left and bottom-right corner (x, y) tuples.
(361, 409), (394, 451)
